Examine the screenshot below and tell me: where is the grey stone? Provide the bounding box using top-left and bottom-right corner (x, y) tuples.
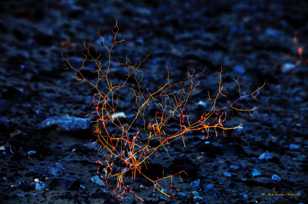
(38, 115), (91, 131)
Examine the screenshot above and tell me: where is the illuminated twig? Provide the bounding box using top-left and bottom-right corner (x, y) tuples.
(67, 22), (251, 201)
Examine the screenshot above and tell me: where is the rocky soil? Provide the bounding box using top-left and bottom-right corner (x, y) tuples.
(0, 1), (307, 203)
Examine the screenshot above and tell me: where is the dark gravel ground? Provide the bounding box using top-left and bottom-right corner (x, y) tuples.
(0, 1), (307, 203)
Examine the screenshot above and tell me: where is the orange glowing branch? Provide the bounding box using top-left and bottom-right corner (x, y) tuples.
(69, 23), (252, 201)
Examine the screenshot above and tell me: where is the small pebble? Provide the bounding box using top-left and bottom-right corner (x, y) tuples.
(177, 191), (187, 198)
(282, 63), (296, 73)
(48, 162), (65, 177)
(271, 174), (281, 182)
(27, 150), (37, 156)
(191, 179), (200, 189)
(204, 183), (214, 192)
(289, 144), (300, 150)
(258, 151), (273, 160)
(34, 178), (47, 191)
(91, 175), (105, 186)
(240, 192), (248, 200)
(197, 100), (208, 108)
(38, 115), (91, 131)
(264, 28), (281, 38)
(223, 171), (232, 177)
(230, 164), (240, 170)
(83, 141), (99, 151)
(111, 112), (127, 120)
(233, 64), (245, 74)
(192, 191), (203, 201)
(251, 168), (262, 177)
